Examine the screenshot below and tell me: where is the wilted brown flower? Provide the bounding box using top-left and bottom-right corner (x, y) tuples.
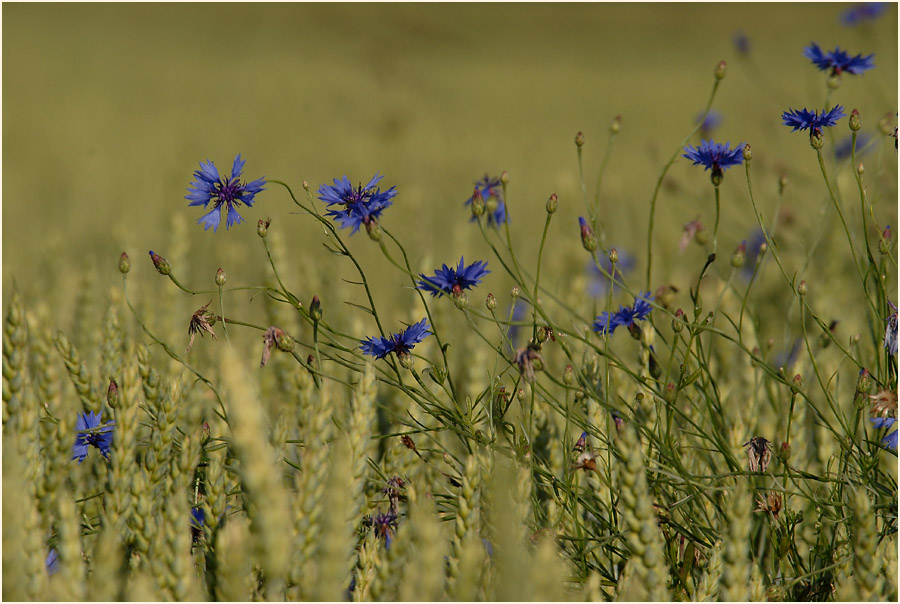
(260, 326), (292, 367)
(186, 302), (217, 353)
(754, 491), (783, 519)
(514, 345), (544, 383)
(870, 389), (898, 418)
(744, 436), (772, 473)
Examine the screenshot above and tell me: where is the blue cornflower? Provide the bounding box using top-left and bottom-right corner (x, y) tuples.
(804, 43), (875, 75)
(587, 249), (635, 297)
(782, 106), (846, 135)
(318, 173), (397, 235)
(842, 2), (888, 25)
(373, 511), (398, 549)
(885, 301), (898, 356)
(682, 140), (745, 184)
(418, 257), (489, 299)
(573, 431), (588, 453)
(834, 132), (873, 160)
(465, 174), (508, 227)
(360, 318), (431, 361)
(733, 30), (751, 56)
(72, 411), (114, 463)
(739, 229), (767, 279)
(593, 291), (654, 337)
(871, 417), (898, 450)
(696, 110), (723, 138)
(46, 548), (60, 575)
(186, 154), (265, 232)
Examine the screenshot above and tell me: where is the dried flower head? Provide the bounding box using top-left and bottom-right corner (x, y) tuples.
(260, 326), (291, 367)
(186, 302), (218, 353)
(743, 436), (772, 473)
(754, 492), (783, 519)
(572, 451), (599, 472)
(513, 345), (545, 383)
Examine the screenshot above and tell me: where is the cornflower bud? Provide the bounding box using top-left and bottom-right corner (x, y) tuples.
(609, 248), (619, 265)
(663, 382), (677, 404)
(673, 308), (685, 333)
(546, 193), (558, 215)
(743, 144), (752, 162)
(275, 330), (294, 353)
(849, 108), (861, 132)
(563, 364), (575, 386)
(302, 180), (310, 192)
(777, 442), (790, 463)
(486, 292), (497, 311)
(149, 250), (171, 275)
(857, 163), (864, 175)
(257, 218), (270, 238)
(610, 115), (622, 133)
(516, 388), (525, 402)
(118, 252), (130, 274)
(731, 241), (747, 269)
(714, 60), (726, 80)
(471, 188), (486, 217)
(511, 285), (520, 299)
(536, 326), (549, 344)
(797, 280), (808, 297)
(215, 268), (226, 287)
(880, 226), (891, 255)
(107, 378), (119, 409)
(855, 368), (872, 394)
(310, 295), (322, 322)
(575, 131), (585, 147)
(500, 171), (509, 186)
(579, 217), (598, 252)
(791, 373), (802, 393)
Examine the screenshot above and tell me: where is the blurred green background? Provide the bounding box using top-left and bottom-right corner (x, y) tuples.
(3, 3), (897, 333)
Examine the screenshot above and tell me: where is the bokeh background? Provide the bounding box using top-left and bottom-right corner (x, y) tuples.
(3, 3), (897, 339)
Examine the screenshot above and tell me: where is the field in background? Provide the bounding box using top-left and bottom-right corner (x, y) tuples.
(2, 3), (897, 601)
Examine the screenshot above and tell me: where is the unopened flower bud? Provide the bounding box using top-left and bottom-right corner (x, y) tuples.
(579, 217), (598, 252)
(849, 108), (861, 132)
(546, 193), (558, 215)
(663, 382), (677, 404)
(215, 268), (226, 287)
(851, 333), (861, 344)
(610, 115), (622, 134)
(500, 171), (509, 186)
(855, 368), (872, 395)
(714, 60), (727, 80)
(609, 248), (619, 265)
(257, 218), (270, 238)
(563, 364), (575, 386)
(118, 252), (131, 274)
(880, 226), (891, 254)
(471, 188), (486, 217)
(673, 308), (685, 333)
(778, 442), (791, 463)
(731, 241), (747, 269)
(779, 174), (788, 194)
(743, 144), (752, 161)
(149, 250), (171, 275)
(302, 180), (310, 192)
(857, 163), (864, 175)
(486, 292), (497, 311)
(511, 285), (520, 299)
(536, 326), (549, 344)
(575, 131), (585, 147)
(107, 378), (119, 409)
(516, 388), (525, 402)
(797, 280), (808, 297)
(791, 373), (802, 393)
(695, 226), (709, 245)
(365, 219), (382, 241)
(758, 242), (768, 258)
(275, 330), (293, 353)
(310, 295), (322, 322)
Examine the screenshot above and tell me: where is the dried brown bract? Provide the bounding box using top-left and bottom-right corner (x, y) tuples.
(186, 302), (217, 353)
